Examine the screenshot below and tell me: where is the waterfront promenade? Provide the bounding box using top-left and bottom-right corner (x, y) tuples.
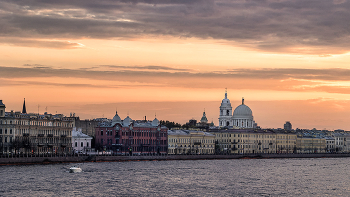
(1, 153), (350, 165)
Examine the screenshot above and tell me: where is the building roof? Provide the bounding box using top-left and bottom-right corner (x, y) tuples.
(233, 98), (253, 119)
(72, 128), (93, 139)
(168, 129), (215, 137)
(0, 100), (5, 107)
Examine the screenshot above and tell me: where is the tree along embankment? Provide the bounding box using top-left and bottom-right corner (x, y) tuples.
(1, 153), (350, 165)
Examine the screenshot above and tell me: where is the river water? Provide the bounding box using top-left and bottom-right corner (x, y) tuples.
(1, 158), (350, 196)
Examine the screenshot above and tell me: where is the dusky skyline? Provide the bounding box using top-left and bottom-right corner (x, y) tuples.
(1, 0), (350, 130)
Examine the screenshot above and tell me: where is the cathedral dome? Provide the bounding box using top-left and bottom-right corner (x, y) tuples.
(233, 98), (253, 119)
(112, 111), (122, 125)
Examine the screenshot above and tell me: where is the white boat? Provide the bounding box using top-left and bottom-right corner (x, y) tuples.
(69, 166), (82, 173)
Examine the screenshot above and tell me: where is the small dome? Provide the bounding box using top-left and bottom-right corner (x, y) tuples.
(123, 116), (133, 127)
(152, 117), (159, 126)
(112, 111), (122, 125)
(200, 111), (208, 123)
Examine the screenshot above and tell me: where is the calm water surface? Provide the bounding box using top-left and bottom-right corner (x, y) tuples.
(1, 158), (350, 196)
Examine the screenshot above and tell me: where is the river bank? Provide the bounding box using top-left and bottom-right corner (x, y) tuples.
(1, 153), (350, 165)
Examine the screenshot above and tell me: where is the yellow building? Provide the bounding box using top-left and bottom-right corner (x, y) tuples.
(296, 137), (326, 153)
(168, 129), (215, 155)
(210, 129), (278, 154)
(276, 132), (297, 153)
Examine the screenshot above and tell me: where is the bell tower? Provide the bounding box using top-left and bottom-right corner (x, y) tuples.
(218, 89), (232, 127)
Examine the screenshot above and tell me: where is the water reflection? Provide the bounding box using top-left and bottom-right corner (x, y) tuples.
(0, 158), (350, 196)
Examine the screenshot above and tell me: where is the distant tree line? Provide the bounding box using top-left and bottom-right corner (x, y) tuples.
(159, 120), (183, 129)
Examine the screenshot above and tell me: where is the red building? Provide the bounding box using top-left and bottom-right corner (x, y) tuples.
(95, 111), (168, 155)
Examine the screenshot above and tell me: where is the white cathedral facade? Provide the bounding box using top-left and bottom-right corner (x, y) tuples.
(219, 91), (257, 128)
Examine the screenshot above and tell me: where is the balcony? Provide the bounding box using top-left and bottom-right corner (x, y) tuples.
(23, 133), (29, 137)
(61, 135), (67, 138)
(48, 134), (53, 137)
(38, 134), (45, 137)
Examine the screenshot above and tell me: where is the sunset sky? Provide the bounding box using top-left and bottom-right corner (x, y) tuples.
(1, 0), (350, 130)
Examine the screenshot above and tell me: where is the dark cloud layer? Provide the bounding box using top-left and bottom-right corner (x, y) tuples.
(0, 0), (349, 54)
(1, 65), (350, 83)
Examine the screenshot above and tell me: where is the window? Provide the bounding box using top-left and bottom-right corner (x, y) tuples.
(101, 139), (103, 144)
(87, 142), (89, 147)
(4, 137), (7, 143)
(81, 142), (83, 147)
(10, 129), (12, 134)
(0, 129), (2, 134)
(5, 129), (7, 134)
(101, 131), (103, 136)
(75, 142), (77, 147)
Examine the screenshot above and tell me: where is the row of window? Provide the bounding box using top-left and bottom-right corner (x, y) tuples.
(100, 138), (167, 145)
(0, 119), (73, 127)
(168, 138), (214, 144)
(74, 141), (90, 147)
(99, 130), (166, 137)
(216, 133), (277, 138)
(0, 128), (13, 135)
(0, 136), (12, 143)
(169, 144), (214, 148)
(16, 128), (70, 136)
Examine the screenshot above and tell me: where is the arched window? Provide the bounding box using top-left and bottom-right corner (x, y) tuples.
(226, 110), (230, 116)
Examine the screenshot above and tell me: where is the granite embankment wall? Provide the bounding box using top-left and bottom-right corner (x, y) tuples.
(1, 153), (350, 165)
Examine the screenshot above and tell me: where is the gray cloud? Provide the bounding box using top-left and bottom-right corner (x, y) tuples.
(1, 65), (350, 82)
(101, 65), (193, 71)
(0, 0), (349, 54)
(2, 65), (350, 94)
(0, 37), (83, 49)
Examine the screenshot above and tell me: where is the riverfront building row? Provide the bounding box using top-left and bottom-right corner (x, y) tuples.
(2, 93), (350, 156)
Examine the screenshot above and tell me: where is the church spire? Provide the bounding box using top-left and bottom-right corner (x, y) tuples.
(22, 98), (27, 114)
(225, 88), (227, 99)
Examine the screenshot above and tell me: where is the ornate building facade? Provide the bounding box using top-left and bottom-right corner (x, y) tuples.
(0, 100), (75, 155)
(95, 111), (168, 155)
